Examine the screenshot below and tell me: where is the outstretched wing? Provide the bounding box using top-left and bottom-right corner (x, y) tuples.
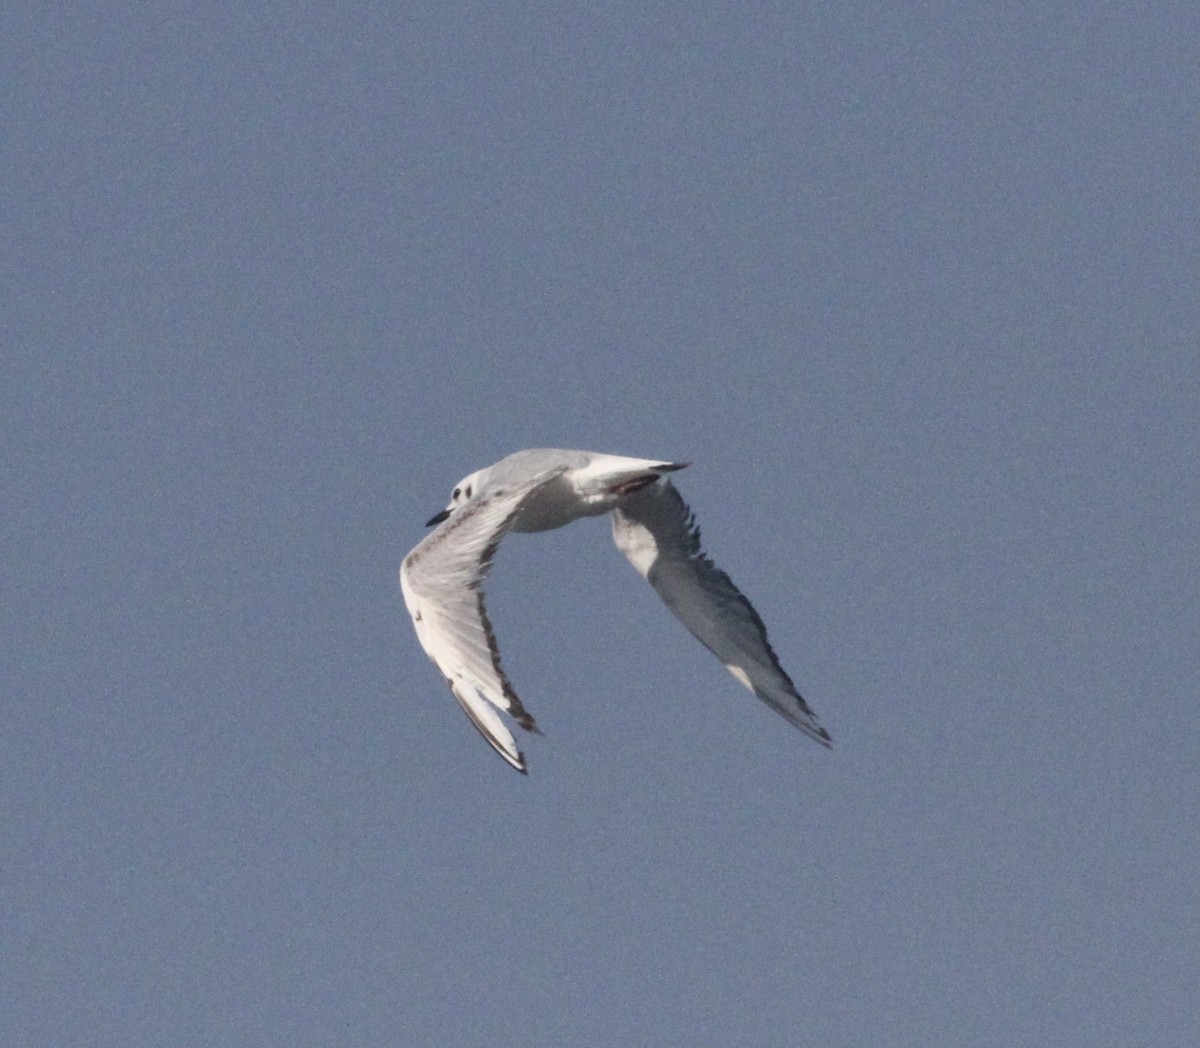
(401, 466), (568, 772)
(611, 480), (832, 747)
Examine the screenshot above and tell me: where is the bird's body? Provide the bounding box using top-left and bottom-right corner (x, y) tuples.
(400, 448), (831, 772)
(441, 449), (681, 533)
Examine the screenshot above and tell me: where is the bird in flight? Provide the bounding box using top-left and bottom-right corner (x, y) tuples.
(400, 449), (831, 773)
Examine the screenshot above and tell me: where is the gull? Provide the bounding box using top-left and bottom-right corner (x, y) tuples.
(400, 449), (832, 773)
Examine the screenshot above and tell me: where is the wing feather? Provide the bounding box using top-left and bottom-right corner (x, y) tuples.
(612, 481), (832, 747)
(401, 466), (567, 771)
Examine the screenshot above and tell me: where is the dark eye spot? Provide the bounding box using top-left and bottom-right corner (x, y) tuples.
(452, 487), (461, 499)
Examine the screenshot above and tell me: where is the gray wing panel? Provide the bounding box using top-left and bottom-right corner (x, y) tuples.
(401, 465), (568, 770)
(611, 481), (831, 746)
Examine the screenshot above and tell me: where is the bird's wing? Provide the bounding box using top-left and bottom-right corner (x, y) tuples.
(611, 480), (831, 747)
(401, 466), (568, 772)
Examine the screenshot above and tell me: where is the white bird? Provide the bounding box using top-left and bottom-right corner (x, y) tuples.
(400, 449), (832, 773)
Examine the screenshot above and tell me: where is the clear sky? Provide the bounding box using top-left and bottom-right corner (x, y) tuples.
(3, 3), (1197, 1046)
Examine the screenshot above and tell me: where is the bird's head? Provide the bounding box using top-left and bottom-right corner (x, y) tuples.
(425, 467), (487, 526)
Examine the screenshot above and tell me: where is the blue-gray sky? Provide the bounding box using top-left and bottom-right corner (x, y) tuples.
(4, 3), (1197, 1046)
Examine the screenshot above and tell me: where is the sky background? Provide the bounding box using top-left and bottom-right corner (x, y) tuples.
(3, 3), (1197, 1046)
